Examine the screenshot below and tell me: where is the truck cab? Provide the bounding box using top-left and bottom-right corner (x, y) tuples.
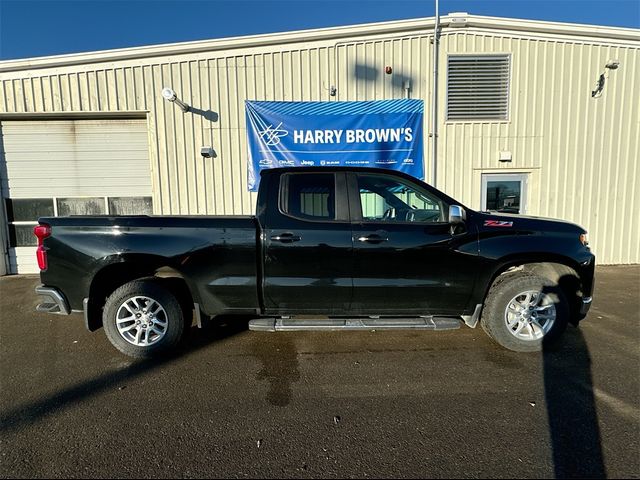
(258, 168), (481, 316)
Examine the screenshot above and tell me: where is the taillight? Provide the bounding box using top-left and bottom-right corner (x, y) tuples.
(34, 224), (51, 271)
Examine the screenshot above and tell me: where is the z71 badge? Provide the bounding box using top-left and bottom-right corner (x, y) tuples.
(484, 220), (514, 227)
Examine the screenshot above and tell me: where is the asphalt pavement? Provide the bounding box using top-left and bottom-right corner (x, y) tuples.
(1, 266), (638, 478)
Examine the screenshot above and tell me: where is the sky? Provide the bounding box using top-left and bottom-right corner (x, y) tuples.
(0, 0), (638, 61)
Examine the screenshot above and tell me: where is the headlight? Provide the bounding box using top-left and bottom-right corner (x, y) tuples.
(579, 233), (589, 246)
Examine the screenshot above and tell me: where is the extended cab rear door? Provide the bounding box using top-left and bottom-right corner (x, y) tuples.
(262, 171), (353, 314)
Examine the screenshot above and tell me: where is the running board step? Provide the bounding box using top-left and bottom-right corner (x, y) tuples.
(248, 317), (461, 332)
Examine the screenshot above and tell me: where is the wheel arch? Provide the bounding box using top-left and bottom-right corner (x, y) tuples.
(476, 254), (585, 324)
(85, 258), (197, 332)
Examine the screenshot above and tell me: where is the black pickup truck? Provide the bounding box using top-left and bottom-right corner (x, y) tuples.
(34, 167), (594, 357)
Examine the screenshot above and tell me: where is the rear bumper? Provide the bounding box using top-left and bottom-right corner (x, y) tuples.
(35, 285), (70, 315)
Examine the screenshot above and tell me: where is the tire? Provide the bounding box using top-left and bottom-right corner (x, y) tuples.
(480, 272), (569, 352)
(103, 279), (185, 358)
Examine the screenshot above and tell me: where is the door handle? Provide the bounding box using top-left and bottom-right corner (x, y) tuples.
(271, 232), (301, 243)
(357, 234), (388, 244)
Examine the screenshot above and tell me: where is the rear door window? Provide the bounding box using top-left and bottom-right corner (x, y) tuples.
(280, 173), (336, 221)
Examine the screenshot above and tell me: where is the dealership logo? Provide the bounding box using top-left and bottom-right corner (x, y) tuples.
(259, 158), (273, 166)
(300, 160), (314, 166)
(259, 122), (288, 146)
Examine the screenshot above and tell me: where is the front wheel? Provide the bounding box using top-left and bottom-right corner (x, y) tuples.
(481, 272), (568, 352)
(103, 279), (185, 358)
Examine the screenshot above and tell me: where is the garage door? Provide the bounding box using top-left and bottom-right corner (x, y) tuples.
(0, 118), (152, 274)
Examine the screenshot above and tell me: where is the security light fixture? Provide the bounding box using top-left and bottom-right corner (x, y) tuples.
(591, 60), (620, 98)
(605, 60), (620, 70)
(200, 146), (215, 158)
(161, 87), (190, 112)
(161, 87), (176, 101)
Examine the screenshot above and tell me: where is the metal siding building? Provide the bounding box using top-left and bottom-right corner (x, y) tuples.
(0, 14), (638, 273)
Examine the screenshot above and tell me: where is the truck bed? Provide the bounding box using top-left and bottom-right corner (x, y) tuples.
(39, 215), (261, 315)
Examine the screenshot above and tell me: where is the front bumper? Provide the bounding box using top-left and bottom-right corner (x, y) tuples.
(580, 296), (593, 316)
(35, 285), (70, 315)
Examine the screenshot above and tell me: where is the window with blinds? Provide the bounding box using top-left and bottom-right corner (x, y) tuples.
(446, 55), (510, 121)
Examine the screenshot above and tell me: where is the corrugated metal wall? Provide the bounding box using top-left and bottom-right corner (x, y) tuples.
(0, 25), (638, 263)
(438, 32), (639, 265)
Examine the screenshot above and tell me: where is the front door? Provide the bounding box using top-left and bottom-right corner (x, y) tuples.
(349, 172), (479, 315)
(263, 172), (354, 314)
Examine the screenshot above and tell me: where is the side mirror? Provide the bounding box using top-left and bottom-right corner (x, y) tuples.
(449, 205), (466, 224)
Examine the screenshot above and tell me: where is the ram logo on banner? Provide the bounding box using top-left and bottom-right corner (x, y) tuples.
(245, 99), (424, 191)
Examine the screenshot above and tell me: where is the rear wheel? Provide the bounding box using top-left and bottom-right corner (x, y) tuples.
(103, 279), (185, 358)
(481, 272), (568, 352)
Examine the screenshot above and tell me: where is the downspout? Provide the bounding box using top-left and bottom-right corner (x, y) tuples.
(430, 0), (440, 186)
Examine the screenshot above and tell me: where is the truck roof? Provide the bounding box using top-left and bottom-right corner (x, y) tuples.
(259, 166), (463, 208)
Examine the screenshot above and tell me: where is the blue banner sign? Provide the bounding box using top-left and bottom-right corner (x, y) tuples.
(245, 99), (424, 191)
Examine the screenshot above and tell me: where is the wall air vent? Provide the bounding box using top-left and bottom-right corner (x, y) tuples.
(446, 55), (510, 121)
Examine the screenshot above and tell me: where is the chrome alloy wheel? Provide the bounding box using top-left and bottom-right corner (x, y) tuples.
(504, 290), (556, 341)
(116, 296), (168, 347)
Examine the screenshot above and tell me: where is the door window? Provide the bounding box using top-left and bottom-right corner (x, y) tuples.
(481, 173), (528, 214)
(280, 173), (336, 221)
(357, 174), (444, 223)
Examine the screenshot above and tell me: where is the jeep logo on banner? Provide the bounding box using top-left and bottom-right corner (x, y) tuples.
(245, 99), (424, 191)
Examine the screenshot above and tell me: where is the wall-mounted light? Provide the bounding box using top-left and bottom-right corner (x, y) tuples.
(605, 59), (620, 70)
(161, 87), (190, 112)
(200, 146), (215, 158)
(591, 60), (620, 98)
